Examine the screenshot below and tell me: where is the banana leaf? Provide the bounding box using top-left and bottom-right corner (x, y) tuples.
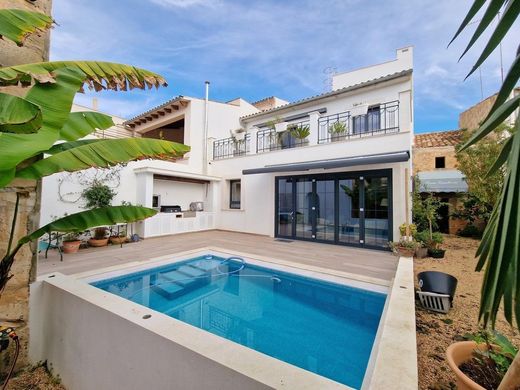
(0, 61), (167, 91)
(0, 9), (53, 46)
(59, 111), (114, 141)
(16, 138), (190, 180)
(0, 93), (42, 134)
(45, 139), (102, 155)
(18, 205), (157, 245)
(0, 67), (86, 177)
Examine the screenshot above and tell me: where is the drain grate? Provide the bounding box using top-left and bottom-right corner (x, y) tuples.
(275, 238), (293, 243)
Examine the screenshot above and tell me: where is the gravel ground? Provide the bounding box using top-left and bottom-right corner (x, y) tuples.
(4, 364), (64, 390)
(414, 235), (520, 390)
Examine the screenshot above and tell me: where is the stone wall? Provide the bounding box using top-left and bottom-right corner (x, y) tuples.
(0, 0), (52, 370)
(459, 94), (497, 131)
(412, 145), (458, 175)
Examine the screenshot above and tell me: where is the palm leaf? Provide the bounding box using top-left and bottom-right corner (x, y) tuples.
(477, 118), (520, 329)
(460, 94), (520, 150)
(0, 67), (86, 177)
(448, 0), (486, 47)
(0, 61), (167, 91)
(16, 138), (190, 180)
(482, 52), (520, 122)
(459, 0), (507, 61)
(466, 0), (520, 78)
(0, 93), (42, 134)
(18, 206), (157, 245)
(0, 9), (53, 46)
(59, 111), (114, 141)
(486, 133), (514, 176)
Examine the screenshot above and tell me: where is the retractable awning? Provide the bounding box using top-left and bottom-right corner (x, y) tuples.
(418, 170), (468, 193)
(242, 151), (410, 175)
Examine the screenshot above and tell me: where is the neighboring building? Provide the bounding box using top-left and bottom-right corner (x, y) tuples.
(41, 47), (414, 250)
(413, 130), (468, 234)
(459, 87), (520, 131)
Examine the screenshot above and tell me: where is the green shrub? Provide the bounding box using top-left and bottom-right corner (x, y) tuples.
(458, 224), (482, 238)
(82, 180), (116, 209)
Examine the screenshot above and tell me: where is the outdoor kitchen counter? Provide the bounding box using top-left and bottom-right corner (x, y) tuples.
(138, 211), (216, 238)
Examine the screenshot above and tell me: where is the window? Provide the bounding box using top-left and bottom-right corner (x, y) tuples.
(229, 180), (241, 209)
(435, 156), (446, 169)
(152, 195), (160, 208)
(352, 106), (381, 134)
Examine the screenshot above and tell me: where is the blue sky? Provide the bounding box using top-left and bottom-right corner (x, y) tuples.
(50, 0), (519, 133)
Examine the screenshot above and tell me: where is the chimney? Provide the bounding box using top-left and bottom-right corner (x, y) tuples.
(92, 97), (99, 111)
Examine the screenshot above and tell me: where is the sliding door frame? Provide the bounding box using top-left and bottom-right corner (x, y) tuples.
(274, 168), (393, 250)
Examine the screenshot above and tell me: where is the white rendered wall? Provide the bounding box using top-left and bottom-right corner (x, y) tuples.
(153, 179), (207, 210)
(332, 47), (413, 90)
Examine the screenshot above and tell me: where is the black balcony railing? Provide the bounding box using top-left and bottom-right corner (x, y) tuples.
(318, 101), (399, 143)
(256, 120), (310, 153)
(213, 134), (250, 160)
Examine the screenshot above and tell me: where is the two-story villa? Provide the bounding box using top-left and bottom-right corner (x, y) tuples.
(41, 47), (414, 250)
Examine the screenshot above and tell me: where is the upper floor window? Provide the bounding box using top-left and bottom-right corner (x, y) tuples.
(435, 156), (446, 169)
(230, 180), (241, 209)
(352, 106), (381, 134)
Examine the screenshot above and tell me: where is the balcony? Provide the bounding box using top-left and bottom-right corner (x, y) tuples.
(318, 101), (399, 144)
(256, 120), (310, 153)
(211, 101), (401, 160)
(213, 134), (250, 160)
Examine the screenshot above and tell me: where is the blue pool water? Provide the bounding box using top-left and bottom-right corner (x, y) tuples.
(92, 255), (386, 389)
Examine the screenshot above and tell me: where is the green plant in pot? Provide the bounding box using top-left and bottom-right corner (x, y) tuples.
(62, 232), (82, 254)
(289, 124), (310, 146)
(389, 239), (419, 258)
(109, 226), (127, 245)
(422, 194), (447, 258)
(328, 121), (347, 141)
(89, 227), (109, 247)
(415, 230), (445, 258)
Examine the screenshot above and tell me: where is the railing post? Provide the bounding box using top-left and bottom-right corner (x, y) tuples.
(308, 111), (321, 146)
(249, 127), (258, 154)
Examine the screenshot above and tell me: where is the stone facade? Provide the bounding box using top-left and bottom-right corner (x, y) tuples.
(413, 131), (467, 235)
(0, 0), (52, 370)
(412, 145), (459, 176)
(459, 94), (497, 131)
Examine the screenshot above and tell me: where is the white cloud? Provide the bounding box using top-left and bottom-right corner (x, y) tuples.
(149, 0), (219, 8)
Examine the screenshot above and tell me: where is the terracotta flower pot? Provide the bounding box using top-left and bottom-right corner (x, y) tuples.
(88, 238), (109, 247)
(109, 236), (126, 245)
(446, 341), (491, 390)
(62, 240), (81, 254)
(397, 247), (416, 257)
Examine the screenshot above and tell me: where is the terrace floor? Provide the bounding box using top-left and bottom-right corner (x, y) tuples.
(38, 230), (398, 284)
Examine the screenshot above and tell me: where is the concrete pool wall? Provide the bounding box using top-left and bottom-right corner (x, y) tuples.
(29, 248), (416, 389)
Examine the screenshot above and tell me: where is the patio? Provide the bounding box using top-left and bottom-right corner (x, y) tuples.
(38, 230), (398, 284)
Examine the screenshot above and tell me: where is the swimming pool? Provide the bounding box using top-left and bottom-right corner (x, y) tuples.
(92, 254), (386, 389)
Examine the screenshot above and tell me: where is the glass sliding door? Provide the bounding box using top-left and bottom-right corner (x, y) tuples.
(363, 176), (390, 247)
(276, 178), (294, 238)
(315, 179), (335, 242)
(275, 170), (392, 249)
(295, 178), (314, 240)
(338, 178), (361, 245)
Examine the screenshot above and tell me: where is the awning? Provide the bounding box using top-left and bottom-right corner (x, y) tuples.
(242, 151), (409, 175)
(417, 170), (468, 193)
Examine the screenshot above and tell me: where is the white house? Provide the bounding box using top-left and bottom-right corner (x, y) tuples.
(41, 46), (414, 250)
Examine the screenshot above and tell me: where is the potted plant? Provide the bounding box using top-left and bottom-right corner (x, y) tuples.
(446, 330), (518, 390)
(328, 121), (347, 141)
(88, 227), (109, 247)
(82, 179), (116, 209)
(62, 232), (82, 254)
(109, 227), (127, 245)
(422, 194), (447, 258)
(289, 124), (310, 146)
(389, 239), (419, 257)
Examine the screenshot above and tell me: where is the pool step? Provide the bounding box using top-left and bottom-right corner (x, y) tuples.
(151, 265), (210, 300)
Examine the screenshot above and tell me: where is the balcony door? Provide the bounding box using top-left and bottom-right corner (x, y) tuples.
(275, 171), (392, 249)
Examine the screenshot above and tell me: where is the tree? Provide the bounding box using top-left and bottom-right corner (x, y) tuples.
(0, 10), (190, 295)
(450, 1), (520, 388)
(456, 124), (511, 210)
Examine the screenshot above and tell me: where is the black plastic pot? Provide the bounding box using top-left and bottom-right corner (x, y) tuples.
(418, 271), (458, 301)
(428, 248), (446, 258)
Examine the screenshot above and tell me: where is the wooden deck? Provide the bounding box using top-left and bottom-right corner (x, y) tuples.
(38, 230), (398, 283)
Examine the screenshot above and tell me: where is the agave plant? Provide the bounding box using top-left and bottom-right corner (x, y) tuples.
(450, 1), (520, 387)
(0, 9), (190, 292)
